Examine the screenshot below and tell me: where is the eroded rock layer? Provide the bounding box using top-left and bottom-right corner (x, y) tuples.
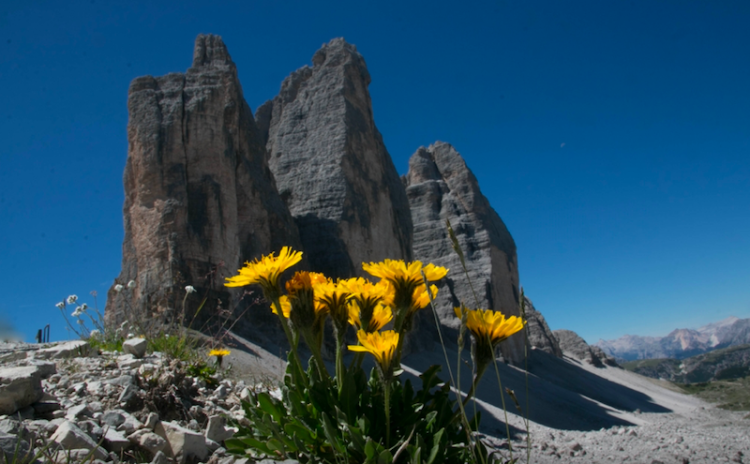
(107, 34), (301, 338)
(256, 38), (413, 278)
(403, 142), (524, 363)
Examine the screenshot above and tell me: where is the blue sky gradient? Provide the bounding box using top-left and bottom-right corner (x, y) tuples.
(1, 1), (749, 343)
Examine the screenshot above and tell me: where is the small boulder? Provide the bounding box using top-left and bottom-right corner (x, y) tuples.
(205, 415), (235, 443)
(0, 365), (44, 415)
(103, 427), (131, 453)
(156, 420), (208, 464)
(128, 429), (168, 455)
(49, 420), (108, 461)
(122, 338), (148, 359)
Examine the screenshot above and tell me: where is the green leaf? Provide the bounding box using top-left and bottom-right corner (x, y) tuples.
(284, 422), (314, 443)
(425, 410), (438, 431)
(365, 437), (377, 460)
(346, 423), (366, 454)
(321, 412), (344, 453)
(377, 448), (394, 464)
(419, 365), (443, 393)
(233, 436), (272, 455)
(410, 446), (421, 464)
(257, 392), (282, 422)
(426, 428), (444, 464)
(266, 437), (285, 453)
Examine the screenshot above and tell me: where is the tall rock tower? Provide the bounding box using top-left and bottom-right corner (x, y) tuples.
(256, 38), (413, 278)
(107, 35), (301, 335)
(403, 142), (525, 363)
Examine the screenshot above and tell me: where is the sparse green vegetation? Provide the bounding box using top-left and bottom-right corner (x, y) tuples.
(677, 376), (750, 412)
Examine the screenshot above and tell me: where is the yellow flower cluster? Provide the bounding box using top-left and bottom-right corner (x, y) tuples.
(224, 249), (454, 376)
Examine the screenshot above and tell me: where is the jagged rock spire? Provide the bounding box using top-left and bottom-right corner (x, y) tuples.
(107, 34), (301, 343)
(404, 142), (524, 364)
(257, 38), (413, 278)
(191, 34), (233, 68)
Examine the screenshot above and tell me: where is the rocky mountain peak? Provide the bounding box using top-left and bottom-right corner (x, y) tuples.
(107, 34), (301, 343)
(257, 38), (412, 278)
(191, 34), (233, 69)
(311, 38), (369, 82)
(404, 142), (523, 363)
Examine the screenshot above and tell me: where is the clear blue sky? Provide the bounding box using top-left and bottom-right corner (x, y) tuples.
(1, 1), (749, 344)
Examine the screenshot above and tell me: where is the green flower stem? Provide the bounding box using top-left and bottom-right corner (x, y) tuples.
(462, 360), (489, 407)
(491, 356), (514, 461)
(300, 327), (329, 382)
(392, 305), (411, 367)
(334, 327), (346, 394)
(383, 377), (392, 449)
(269, 295), (307, 385)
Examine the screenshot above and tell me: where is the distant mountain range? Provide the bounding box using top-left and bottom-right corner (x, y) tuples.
(622, 344), (750, 383)
(595, 316), (750, 361)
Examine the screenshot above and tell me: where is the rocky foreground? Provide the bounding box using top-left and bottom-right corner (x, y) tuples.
(0, 339), (286, 464)
(1, 339), (749, 464)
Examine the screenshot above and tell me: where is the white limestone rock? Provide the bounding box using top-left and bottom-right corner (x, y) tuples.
(49, 420), (108, 461)
(155, 420), (208, 464)
(0, 365), (44, 415)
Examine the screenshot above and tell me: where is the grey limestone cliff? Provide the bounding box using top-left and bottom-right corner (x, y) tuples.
(524, 297), (563, 357)
(403, 142), (524, 364)
(107, 34), (302, 340)
(256, 38), (413, 278)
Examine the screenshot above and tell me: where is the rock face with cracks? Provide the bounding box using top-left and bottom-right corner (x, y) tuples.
(403, 142), (524, 363)
(106, 34), (302, 339)
(524, 297), (563, 358)
(256, 38), (413, 279)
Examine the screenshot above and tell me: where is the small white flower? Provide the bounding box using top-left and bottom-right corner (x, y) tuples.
(114, 284), (124, 292)
(67, 295), (78, 304)
(56, 302), (65, 310)
(80, 303), (88, 311)
(185, 285), (196, 294)
(77, 319), (84, 325)
(89, 329), (101, 339)
(71, 308), (82, 317)
(127, 280), (136, 289)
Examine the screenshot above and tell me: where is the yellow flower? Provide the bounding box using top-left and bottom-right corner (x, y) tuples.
(453, 307), (525, 347)
(348, 330), (399, 373)
(362, 259), (448, 288)
(208, 348), (230, 357)
(271, 295), (292, 318)
(411, 284), (438, 312)
(285, 271), (327, 295)
(342, 277), (391, 305)
(348, 302), (393, 332)
(224, 247), (303, 295)
(313, 278), (350, 330)
(362, 260), (447, 324)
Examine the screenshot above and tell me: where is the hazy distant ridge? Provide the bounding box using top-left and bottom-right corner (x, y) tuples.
(595, 316), (750, 361)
